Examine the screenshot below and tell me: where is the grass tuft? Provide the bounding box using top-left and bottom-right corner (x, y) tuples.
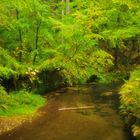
(0, 89), (46, 116)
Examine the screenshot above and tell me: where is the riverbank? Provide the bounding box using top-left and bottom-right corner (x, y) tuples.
(120, 67), (140, 140)
(0, 102), (48, 135)
(0, 89), (46, 116)
(0, 115), (34, 135)
(0, 88), (46, 135)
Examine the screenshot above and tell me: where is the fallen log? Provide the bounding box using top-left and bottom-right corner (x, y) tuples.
(58, 106), (95, 111)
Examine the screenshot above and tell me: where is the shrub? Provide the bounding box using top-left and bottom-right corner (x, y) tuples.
(120, 67), (140, 138)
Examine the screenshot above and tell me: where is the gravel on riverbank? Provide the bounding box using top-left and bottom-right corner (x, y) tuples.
(0, 115), (35, 135)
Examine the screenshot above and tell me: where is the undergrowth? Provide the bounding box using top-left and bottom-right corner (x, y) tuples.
(120, 66), (140, 139)
(0, 87), (45, 116)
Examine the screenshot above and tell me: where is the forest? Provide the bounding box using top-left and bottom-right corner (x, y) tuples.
(0, 0), (140, 140)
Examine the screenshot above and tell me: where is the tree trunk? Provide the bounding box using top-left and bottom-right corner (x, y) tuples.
(33, 20), (41, 64)
(114, 45), (119, 67)
(16, 9), (23, 62)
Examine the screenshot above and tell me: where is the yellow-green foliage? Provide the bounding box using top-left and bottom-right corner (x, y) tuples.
(0, 48), (25, 79)
(120, 67), (140, 138)
(37, 49), (114, 86)
(0, 66), (16, 79)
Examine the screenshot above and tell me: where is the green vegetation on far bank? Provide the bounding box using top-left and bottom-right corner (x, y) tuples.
(0, 86), (45, 116)
(120, 66), (140, 139)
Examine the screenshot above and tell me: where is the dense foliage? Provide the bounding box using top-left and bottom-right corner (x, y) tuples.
(0, 0), (140, 118)
(120, 67), (140, 139)
(0, 0), (140, 87)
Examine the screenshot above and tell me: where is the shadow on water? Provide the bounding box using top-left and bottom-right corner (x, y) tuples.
(0, 83), (135, 140)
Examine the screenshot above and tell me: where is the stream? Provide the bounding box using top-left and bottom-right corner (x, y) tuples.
(0, 83), (134, 140)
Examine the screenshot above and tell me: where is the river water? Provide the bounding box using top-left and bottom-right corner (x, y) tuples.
(0, 83), (134, 140)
